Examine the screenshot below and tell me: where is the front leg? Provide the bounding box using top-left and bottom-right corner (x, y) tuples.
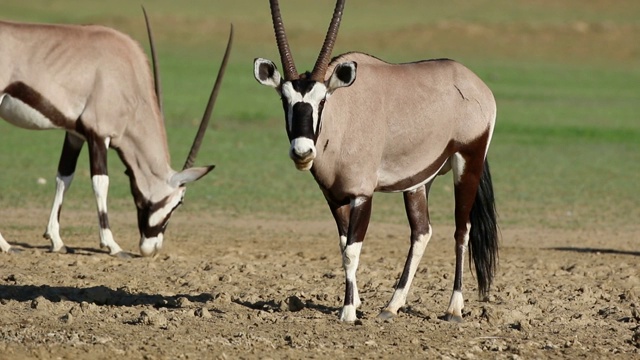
(340, 195), (373, 322)
(87, 135), (125, 257)
(44, 133), (84, 253)
(326, 198), (361, 309)
(0, 232), (21, 253)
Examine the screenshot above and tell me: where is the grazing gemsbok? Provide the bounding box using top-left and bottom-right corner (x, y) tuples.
(254, 0), (498, 322)
(0, 11), (233, 257)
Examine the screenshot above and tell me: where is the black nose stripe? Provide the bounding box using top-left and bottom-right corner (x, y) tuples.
(291, 102), (315, 139)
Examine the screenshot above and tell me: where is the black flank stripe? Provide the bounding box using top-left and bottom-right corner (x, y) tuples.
(3, 82), (72, 128)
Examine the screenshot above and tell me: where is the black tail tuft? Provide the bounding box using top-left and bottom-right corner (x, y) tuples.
(468, 159), (499, 299)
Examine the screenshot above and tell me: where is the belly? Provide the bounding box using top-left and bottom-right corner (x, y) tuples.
(0, 93), (60, 130)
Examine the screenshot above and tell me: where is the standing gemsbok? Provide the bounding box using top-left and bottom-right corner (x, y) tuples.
(0, 11), (233, 257)
(254, 0), (498, 322)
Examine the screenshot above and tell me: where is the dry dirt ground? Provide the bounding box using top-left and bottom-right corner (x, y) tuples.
(0, 207), (638, 359)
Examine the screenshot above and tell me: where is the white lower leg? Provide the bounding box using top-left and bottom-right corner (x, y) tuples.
(45, 174), (73, 252)
(339, 235), (347, 253)
(340, 242), (363, 322)
(384, 226), (432, 314)
(446, 222), (470, 319)
(92, 175), (122, 255)
(0, 232), (11, 253)
(446, 290), (465, 318)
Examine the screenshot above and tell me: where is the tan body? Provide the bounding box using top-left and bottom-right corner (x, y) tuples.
(257, 0), (499, 322)
(0, 17), (231, 256)
(314, 52), (496, 200)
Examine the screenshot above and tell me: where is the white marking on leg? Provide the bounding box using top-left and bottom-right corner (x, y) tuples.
(339, 235), (347, 253)
(446, 290), (465, 318)
(451, 153), (466, 185)
(447, 223), (470, 319)
(463, 221), (471, 248)
(45, 173), (74, 252)
(0, 232), (11, 253)
(91, 175), (122, 255)
(383, 225), (432, 315)
(340, 241), (363, 322)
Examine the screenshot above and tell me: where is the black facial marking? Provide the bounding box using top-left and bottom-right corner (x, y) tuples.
(291, 102), (315, 140)
(291, 79), (316, 96)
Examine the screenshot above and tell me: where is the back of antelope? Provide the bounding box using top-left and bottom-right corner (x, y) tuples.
(254, 0), (498, 322)
(0, 10), (233, 257)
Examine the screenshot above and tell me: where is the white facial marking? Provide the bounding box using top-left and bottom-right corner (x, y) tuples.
(140, 234), (164, 257)
(149, 193), (183, 228)
(0, 94), (59, 130)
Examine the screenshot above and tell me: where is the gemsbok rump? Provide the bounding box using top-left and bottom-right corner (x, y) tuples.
(254, 0), (498, 322)
(0, 10), (233, 257)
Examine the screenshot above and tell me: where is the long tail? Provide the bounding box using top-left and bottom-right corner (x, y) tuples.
(468, 159), (499, 299)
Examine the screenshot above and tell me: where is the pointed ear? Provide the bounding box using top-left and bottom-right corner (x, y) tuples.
(254, 58), (282, 88)
(169, 165), (215, 187)
(327, 61), (357, 94)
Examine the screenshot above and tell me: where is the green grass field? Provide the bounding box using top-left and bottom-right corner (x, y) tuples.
(1, 0), (638, 235)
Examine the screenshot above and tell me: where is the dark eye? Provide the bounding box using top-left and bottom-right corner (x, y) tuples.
(319, 99), (326, 107)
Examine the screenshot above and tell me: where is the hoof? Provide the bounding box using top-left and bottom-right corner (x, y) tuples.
(7, 247), (23, 254)
(377, 310), (397, 321)
(443, 313), (464, 323)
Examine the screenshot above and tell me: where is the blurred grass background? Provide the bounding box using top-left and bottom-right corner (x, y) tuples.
(0, 0), (638, 238)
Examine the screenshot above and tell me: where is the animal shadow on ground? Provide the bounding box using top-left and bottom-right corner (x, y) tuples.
(0, 284), (213, 308)
(9, 242), (139, 258)
(233, 297), (345, 317)
(549, 247), (640, 257)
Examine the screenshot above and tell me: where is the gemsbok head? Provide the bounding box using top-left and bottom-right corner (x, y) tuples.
(0, 9), (233, 258)
(254, 0), (498, 322)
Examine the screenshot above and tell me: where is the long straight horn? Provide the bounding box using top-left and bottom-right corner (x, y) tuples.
(269, 0), (298, 80)
(310, 0), (346, 81)
(182, 24), (234, 170)
(141, 6), (163, 117)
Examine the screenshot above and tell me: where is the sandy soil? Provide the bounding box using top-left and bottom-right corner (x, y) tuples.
(0, 207), (638, 359)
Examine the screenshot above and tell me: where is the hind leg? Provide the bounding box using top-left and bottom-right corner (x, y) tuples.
(444, 152), (484, 322)
(44, 133), (84, 253)
(379, 183), (433, 320)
